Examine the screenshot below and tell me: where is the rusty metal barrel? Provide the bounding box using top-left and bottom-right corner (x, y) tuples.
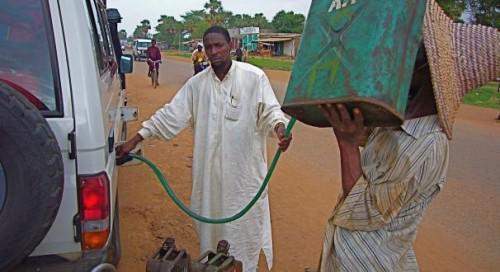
(282, 0), (427, 127)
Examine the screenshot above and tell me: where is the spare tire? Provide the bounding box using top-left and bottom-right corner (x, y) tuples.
(0, 82), (64, 271)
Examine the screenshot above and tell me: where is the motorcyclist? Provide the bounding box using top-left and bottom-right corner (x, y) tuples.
(191, 42), (208, 75)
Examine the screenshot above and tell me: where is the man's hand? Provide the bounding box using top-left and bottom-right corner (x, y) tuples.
(115, 133), (143, 158)
(320, 104), (364, 147)
(320, 104), (363, 197)
(275, 122), (292, 152)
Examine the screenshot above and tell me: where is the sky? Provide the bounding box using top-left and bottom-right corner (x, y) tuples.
(107, 0), (312, 35)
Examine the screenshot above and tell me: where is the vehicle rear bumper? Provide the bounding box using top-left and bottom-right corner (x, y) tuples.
(13, 249), (116, 272)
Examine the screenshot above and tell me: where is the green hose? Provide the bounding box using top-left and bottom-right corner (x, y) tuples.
(129, 117), (296, 224)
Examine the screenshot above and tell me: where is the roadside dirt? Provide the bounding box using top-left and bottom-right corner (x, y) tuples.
(117, 64), (332, 271)
(117, 59), (499, 271)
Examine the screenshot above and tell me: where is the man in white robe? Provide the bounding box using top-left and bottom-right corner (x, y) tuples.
(117, 26), (292, 271)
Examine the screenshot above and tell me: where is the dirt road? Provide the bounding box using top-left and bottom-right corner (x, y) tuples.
(117, 57), (500, 271)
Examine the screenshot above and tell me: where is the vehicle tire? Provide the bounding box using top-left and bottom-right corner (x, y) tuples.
(0, 83), (64, 271)
(152, 70), (159, 89)
(151, 70), (157, 88)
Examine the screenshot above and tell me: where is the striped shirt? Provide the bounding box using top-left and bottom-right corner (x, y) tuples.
(320, 115), (449, 272)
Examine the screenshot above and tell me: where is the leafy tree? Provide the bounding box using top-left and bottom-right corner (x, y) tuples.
(204, 0), (224, 25)
(226, 13), (271, 29)
(229, 14), (252, 28)
(436, 0), (467, 20)
(155, 15), (182, 47)
(252, 13), (272, 29)
(436, 0), (499, 27)
(271, 10), (305, 33)
(133, 19), (151, 38)
(181, 10), (210, 39)
(468, 0), (499, 28)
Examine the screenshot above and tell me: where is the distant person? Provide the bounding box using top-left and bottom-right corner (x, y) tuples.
(192, 42), (208, 75)
(117, 26), (292, 272)
(146, 39), (161, 78)
(243, 47), (249, 62)
(317, 1), (498, 271)
(235, 46), (243, 62)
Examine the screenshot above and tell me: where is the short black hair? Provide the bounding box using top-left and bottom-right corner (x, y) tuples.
(203, 26), (231, 43)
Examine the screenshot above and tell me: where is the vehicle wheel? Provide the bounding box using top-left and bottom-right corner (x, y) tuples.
(152, 70), (158, 89)
(155, 71), (159, 88)
(0, 82), (64, 271)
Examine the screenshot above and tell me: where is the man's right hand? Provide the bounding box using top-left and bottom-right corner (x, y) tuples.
(320, 104), (364, 147)
(115, 133), (143, 158)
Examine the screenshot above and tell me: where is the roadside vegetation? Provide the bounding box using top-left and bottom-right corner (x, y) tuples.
(165, 50), (294, 71)
(463, 83), (500, 109)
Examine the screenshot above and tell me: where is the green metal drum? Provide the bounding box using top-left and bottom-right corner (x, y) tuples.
(282, 0), (427, 127)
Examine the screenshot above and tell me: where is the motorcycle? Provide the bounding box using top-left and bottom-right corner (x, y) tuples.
(194, 58), (209, 75)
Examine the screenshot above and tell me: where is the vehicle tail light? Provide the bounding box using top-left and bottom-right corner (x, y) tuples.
(78, 172), (110, 250)
(82, 229), (110, 249)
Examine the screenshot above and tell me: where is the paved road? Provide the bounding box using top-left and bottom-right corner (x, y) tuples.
(120, 57), (499, 271)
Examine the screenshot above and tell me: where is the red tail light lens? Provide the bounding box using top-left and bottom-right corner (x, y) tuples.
(79, 173), (110, 221)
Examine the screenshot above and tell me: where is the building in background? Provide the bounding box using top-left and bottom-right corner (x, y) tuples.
(228, 27), (301, 58)
(256, 33), (301, 58)
(229, 27), (260, 52)
(240, 27), (260, 52)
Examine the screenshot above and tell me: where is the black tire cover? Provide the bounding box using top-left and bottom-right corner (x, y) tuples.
(0, 82), (64, 271)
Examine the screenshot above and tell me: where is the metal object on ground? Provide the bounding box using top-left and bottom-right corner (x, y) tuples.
(146, 237), (191, 272)
(91, 263), (117, 272)
(191, 240), (243, 272)
(282, 0), (427, 127)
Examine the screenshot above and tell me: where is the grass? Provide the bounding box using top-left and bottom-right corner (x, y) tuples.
(463, 83), (500, 109)
(164, 50), (294, 71)
(246, 57), (294, 71)
(164, 50), (192, 59)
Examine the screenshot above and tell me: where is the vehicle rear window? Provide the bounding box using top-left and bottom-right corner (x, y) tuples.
(137, 42), (150, 48)
(0, 0), (61, 114)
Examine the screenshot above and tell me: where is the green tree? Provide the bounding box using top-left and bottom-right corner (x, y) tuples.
(220, 11), (234, 27)
(468, 0), (499, 28)
(436, 0), (499, 27)
(155, 15), (182, 47)
(271, 10), (305, 33)
(252, 13), (271, 29)
(181, 10), (210, 39)
(133, 19), (151, 38)
(227, 13), (271, 29)
(118, 29), (127, 40)
(436, 0), (467, 20)
(237, 14), (253, 27)
(204, 0), (224, 25)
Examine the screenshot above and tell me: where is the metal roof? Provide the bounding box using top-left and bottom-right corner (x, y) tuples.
(257, 37), (294, 43)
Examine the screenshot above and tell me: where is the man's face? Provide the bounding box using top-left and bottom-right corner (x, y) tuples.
(152, 41), (156, 46)
(203, 33), (231, 68)
(197, 45), (203, 52)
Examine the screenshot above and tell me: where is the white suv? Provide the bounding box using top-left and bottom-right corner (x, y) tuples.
(133, 38), (152, 61)
(0, 0), (134, 271)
